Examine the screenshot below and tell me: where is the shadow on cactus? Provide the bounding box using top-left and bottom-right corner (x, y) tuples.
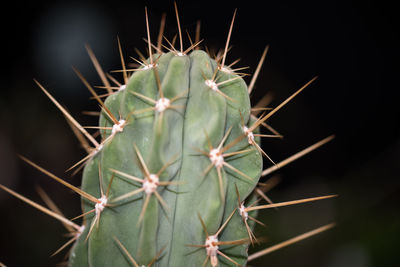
(0, 3), (337, 267)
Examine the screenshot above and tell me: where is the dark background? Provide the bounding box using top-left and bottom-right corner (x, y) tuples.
(1, 0), (399, 266)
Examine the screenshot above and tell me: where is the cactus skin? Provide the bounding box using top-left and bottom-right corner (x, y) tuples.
(69, 50), (263, 266)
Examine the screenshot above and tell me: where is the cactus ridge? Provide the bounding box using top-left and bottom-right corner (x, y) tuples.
(0, 4), (338, 267)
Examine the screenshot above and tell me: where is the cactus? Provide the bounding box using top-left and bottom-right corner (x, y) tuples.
(0, 4), (337, 267)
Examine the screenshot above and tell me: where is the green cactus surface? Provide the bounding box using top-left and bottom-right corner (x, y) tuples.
(68, 49), (263, 267)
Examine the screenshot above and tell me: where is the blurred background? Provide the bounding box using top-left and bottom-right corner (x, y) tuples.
(0, 0), (398, 266)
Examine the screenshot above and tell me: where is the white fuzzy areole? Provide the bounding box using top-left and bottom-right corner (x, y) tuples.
(243, 126), (255, 144)
(205, 234), (219, 266)
(142, 63), (157, 70)
(205, 79), (219, 91)
(155, 97), (170, 112)
(219, 66), (232, 74)
(209, 148), (224, 168)
(205, 234), (219, 250)
(143, 174), (159, 195)
(76, 225), (85, 237)
(95, 195), (108, 216)
(112, 119), (126, 135)
(238, 203), (248, 221)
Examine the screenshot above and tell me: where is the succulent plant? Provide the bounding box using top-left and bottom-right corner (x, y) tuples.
(0, 3), (337, 267)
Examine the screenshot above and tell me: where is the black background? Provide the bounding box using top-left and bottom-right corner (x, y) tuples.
(0, 0), (399, 266)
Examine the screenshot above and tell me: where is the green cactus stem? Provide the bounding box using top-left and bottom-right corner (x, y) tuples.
(0, 4), (337, 267)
